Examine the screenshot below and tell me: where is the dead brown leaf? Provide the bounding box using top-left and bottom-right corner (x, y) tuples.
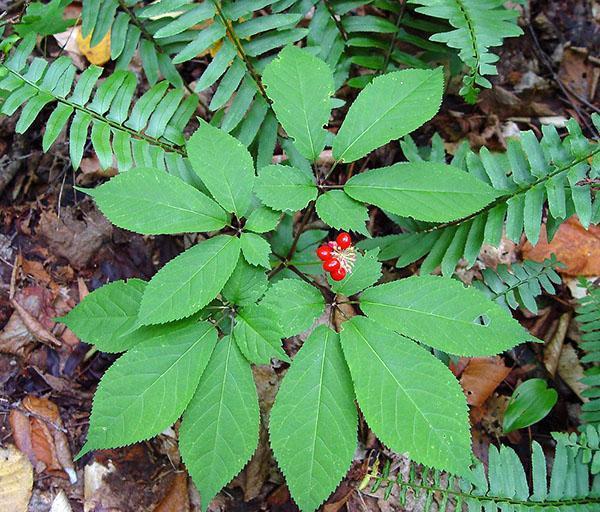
(0, 445), (33, 512)
(153, 473), (190, 512)
(10, 298), (62, 348)
(38, 206), (112, 269)
(9, 396), (76, 483)
(557, 343), (588, 401)
(460, 357), (511, 407)
(543, 312), (572, 377)
(523, 217), (600, 276)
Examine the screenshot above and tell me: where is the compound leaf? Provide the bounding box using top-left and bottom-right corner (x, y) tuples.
(78, 320), (218, 457)
(254, 164), (317, 212)
(316, 190), (370, 236)
(260, 279), (325, 337)
(139, 235), (240, 325)
(262, 45), (334, 161)
(233, 304), (290, 364)
(240, 232), (271, 269)
(330, 249), (382, 297)
(333, 68), (444, 163)
(340, 316), (471, 475)
(58, 278), (145, 353)
(180, 336), (259, 511)
(79, 167), (229, 234)
(270, 325), (357, 511)
(360, 275), (533, 356)
(344, 162), (498, 222)
(187, 121), (255, 217)
(222, 258), (268, 306)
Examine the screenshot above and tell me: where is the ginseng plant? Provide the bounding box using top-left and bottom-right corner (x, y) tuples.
(57, 46), (541, 511)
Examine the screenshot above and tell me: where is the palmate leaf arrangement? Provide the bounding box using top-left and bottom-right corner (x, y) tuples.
(2, 3), (600, 512)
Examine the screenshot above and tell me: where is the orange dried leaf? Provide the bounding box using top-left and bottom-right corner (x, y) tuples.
(76, 27), (110, 66)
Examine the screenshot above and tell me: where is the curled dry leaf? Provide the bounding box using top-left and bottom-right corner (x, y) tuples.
(523, 217), (600, 276)
(543, 312), (572, 377)
(0, 445), (33, 512)
(459, 357), (512, 407)
(10, 298), (62, 348)
(9, 396), (77, 484)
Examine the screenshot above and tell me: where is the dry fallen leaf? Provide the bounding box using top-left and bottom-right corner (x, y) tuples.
(523, 217), (600, 276)
(153, 473), (190, 512)
(0, 445), (33, 512)
(460, 357), (512, 407)
(9, 396), (77, 484)
(50, 490), (73, 512)
(543, 312), (572, 377)
(557, 343), (588, 401)
(76, 26), (111, 66)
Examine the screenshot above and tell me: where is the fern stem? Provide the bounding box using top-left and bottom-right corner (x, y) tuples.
(364, 472), (600, 508)
(420, 144), (600, 235)
(211, 0), (271, 105)
(322, 0), (349, 41)
(1, 65), (187, 157)
(453, 0), (481, 95)
(116, 0), (202, 107)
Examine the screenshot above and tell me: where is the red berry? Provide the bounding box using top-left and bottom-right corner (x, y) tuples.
(330, 267), (347, 281)
(316, 245), (333, 261)
(323, 258), (340, 272)
(336, 232), (351, 250)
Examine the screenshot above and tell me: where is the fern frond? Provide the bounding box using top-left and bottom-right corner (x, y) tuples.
(553, 424), (600, 475)
(0, 35), (199, 183)
(305, 1), (450, 89)
(473, 255), (562, 314)
(408, 0), (523, 102)
(363, 116), (600, 277)
(81, 0), (305, 144)
(576, 281), (600, 425)
(364, 431), (600, 511)
(81, 0), (185, 87)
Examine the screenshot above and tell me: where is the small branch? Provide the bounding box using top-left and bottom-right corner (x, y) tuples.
(323, 0), (349, 41)
(380, 1), (407, 75)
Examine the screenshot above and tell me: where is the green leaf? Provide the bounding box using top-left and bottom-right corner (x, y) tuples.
(330, 249), (382, 297)
(262, 45), (334, 161)
(187, 121), (255, 217)
(222, 258), (268, 306)
(332, 68), (444, 163)
(233, 304), (290, 364)
(244, 205), (281, 233)
(344, 162), (498, 222)
(78, 320), (217, 457)
(139, 235), (240, 325)
(180, 336), (260, 510)
(240, 232), (271, 269)
(360, 275), (532, 356)
(503, 379), (558, 433)
(315, 191), (370, 236)
(340, 316), (471, 475)
(270, 325), (357, 511)
(254, 164), (317, 212)
(260, 279), (325, 337)
(58, 279), (145, 353)
(15, 0), (75, 37)
(79, 167), (229, 235)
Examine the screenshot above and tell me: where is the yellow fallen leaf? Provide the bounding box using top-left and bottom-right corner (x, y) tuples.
(0, 445), (33, 512)
(76, 26), (110, 66)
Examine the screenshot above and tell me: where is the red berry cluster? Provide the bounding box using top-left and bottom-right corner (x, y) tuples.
(316, 232), (353, 281)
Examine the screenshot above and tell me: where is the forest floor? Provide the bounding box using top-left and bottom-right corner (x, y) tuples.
(0, 1), (599, 511)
